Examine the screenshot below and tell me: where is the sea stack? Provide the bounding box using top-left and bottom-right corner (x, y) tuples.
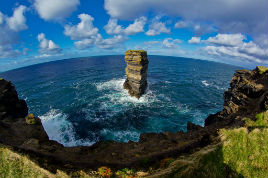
(123, 50), (149, 99)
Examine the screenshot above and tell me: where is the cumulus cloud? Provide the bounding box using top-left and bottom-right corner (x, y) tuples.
(162, 38), (182, 48)
(0, 6), (28, 58)
(174, 21), (187, 28)
(146, 16), (170, 36)
(104, 16), (147, 35)
(7, 5), (28, 31)
(34, 0), (80, 21)
(37, 33), (62, 54)
(104, 0), (267, 41)
(64, 14), (99, 40)
(104, 18), (123, 35)
(206, 33), (245, 46)
(65, 13), (128, 50)
(188, 37), (201, 44)
(202, 33), (268, 63)
(125, 16), (147, 35)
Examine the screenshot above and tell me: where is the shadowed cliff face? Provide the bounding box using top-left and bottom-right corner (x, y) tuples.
(0, 67), (267, 172)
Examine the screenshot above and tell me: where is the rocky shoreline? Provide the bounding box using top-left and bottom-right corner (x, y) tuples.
(0, 66), (267, 173)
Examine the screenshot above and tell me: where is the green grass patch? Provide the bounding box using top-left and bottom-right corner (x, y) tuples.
(245, 110), (268, 127)
(257, 66), (268, 74)
(149, 111), (268, 178)
(0, 145), (97, 178)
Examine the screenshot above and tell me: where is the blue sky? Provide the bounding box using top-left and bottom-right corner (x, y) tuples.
(0, 0), (267, 71)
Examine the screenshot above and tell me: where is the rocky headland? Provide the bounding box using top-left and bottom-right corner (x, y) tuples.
(0, 66), (268, 177)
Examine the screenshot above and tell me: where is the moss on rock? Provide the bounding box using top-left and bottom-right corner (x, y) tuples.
(25, 113), (37, 125)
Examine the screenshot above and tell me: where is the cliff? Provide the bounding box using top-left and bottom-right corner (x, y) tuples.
(123, 50), (148, 98)
(0, 66), (267, 178)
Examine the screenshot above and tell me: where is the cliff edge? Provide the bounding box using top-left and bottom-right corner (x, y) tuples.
(0, 66), (267, 177)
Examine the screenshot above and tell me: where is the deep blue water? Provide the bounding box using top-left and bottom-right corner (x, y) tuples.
(0, 55), (239, 146)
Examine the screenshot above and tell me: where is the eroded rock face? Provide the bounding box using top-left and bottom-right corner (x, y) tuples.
(0, 78), (28, 119)
(123, 50), (148, 98)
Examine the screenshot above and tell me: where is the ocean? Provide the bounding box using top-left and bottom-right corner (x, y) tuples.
(0, 55), (239, 146)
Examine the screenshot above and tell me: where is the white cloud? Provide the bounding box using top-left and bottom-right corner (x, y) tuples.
(104, 16), (146, 35)
(201, 33), (268, 63)
(65, 13), (128, 50)
(175, 20), (217, 36)
(104, 18), (123, 35)
(174, 21), (187, 28)
(6, 5), (27, 31)
(0, 45), (20, 58)
(162, 38), (182, 48)
(146, 16), (170, 36)
(188, 37), (201, 44)
(37, 33), (62, 54)
(0, 12), (4, 24)
(104, 0), (267, 42)
(34, 0), (80, 21)
(74, 38), (95, 49)
(125, 16), (147, 35)
(0, 6), (28, 59)
(64, 14), (99, 40)
(96, 35), (126, 49)
(206, 33), (245, 46)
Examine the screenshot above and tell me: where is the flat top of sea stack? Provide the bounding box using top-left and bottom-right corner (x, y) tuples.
(125, 50), (147, 55)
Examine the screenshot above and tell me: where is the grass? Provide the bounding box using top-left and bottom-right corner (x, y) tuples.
(257, 66), (268, 74)
(0, 145), (68, 178)
(148, 111), (268, 178)
(0, 145), (97, 178)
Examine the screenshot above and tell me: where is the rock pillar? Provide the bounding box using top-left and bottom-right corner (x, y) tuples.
(123, 50), (148, 98)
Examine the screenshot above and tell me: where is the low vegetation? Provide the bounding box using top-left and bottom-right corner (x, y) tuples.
(0, 145), (69, 178)
(147, 111), (268, 178)
(257, 66), (268, 75)
(25, 113), (37, 125)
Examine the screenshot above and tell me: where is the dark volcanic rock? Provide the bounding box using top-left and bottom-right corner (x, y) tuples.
(0, 66), (267, 172)
(123, 50), (148, 98)
(205, 67), (268, 126)
(0, 78), (28, 119)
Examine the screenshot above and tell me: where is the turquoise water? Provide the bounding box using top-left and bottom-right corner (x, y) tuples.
(0, 55), (239, 146)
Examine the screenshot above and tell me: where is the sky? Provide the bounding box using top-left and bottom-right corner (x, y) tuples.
(0, 0), (267, 72)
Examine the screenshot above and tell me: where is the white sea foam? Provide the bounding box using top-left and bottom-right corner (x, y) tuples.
(39, 109), (94, 147)
(95, 78), (158, 106)
(202, 80), (210, 87)
(201, 80), (226, 90)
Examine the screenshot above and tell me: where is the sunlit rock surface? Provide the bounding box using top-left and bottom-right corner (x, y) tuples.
(123, 50), (149, 98)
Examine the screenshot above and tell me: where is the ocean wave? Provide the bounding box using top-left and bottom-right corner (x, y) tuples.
(95, 78), (159, 105)
(202, 80), (225, 90)
(39, 109), (95, 147)
(202, 80), (210, 87)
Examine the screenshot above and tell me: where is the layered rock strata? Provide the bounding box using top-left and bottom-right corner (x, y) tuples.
(123, 50), (148, 98)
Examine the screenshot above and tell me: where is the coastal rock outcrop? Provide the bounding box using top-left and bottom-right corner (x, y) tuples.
(123, 50), (148, 98)
(0, 66), (267, 173)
